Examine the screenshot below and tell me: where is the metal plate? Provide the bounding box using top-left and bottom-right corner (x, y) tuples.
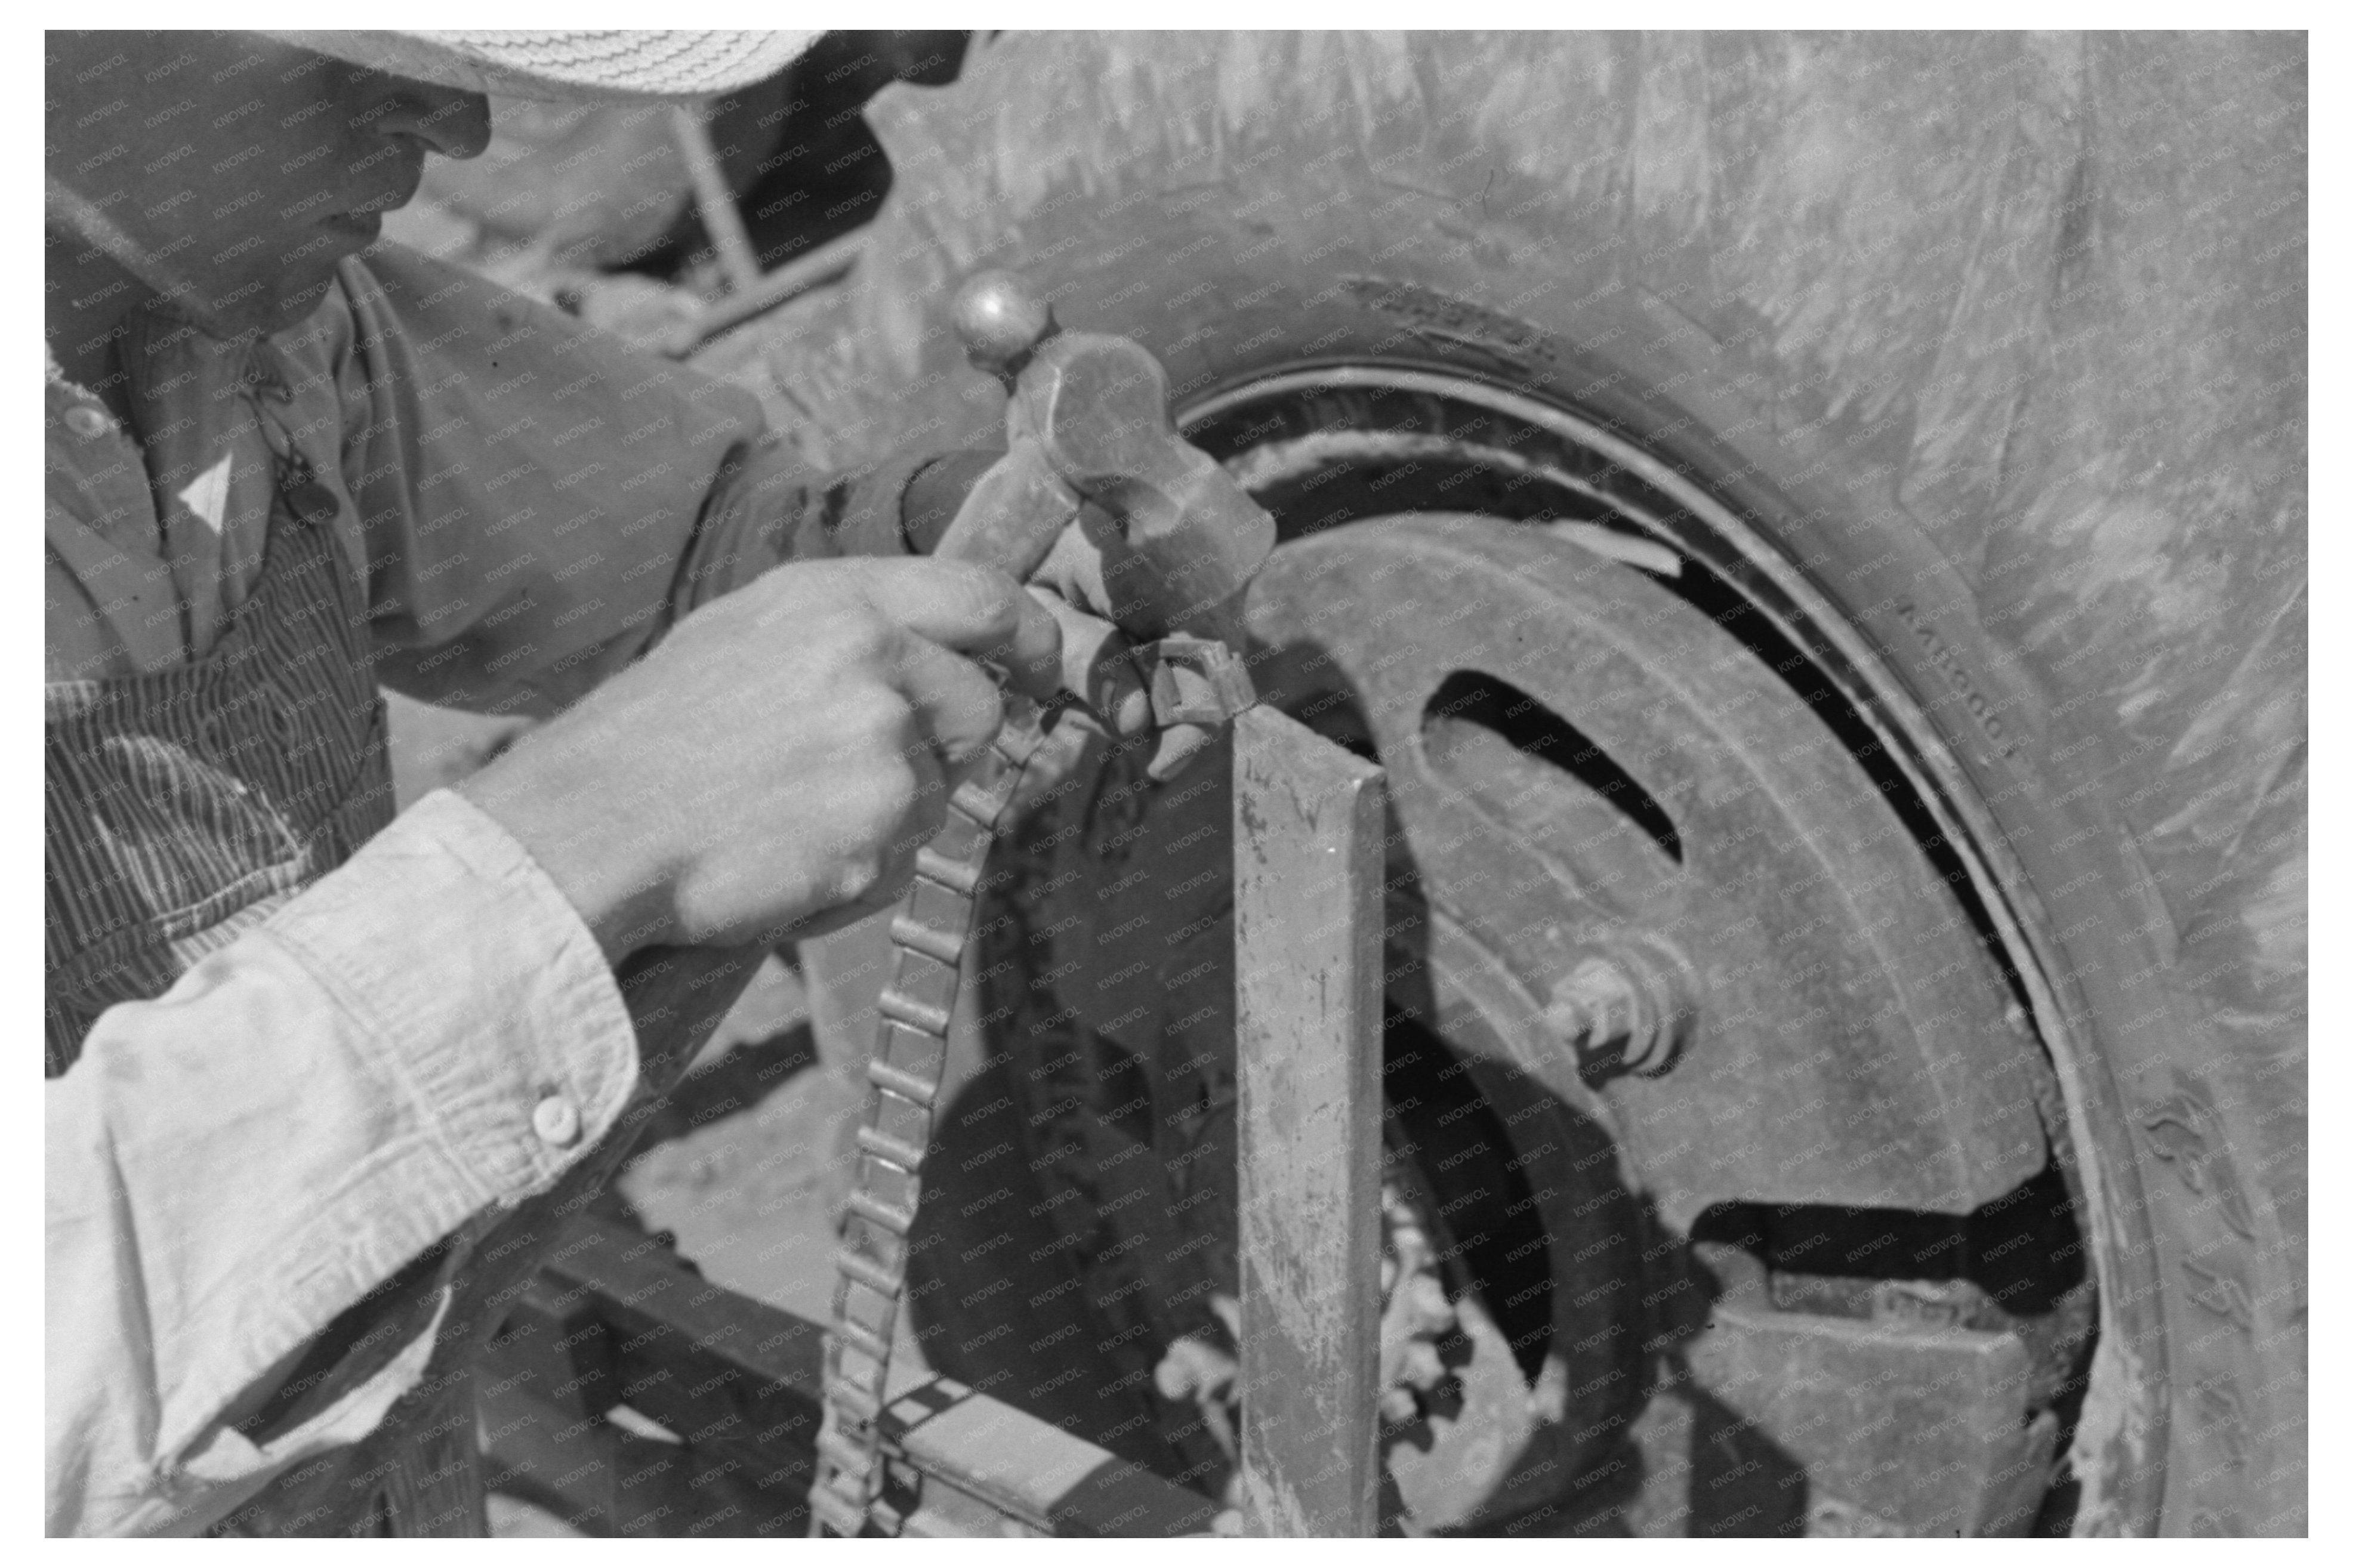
(1245, 514), (2047, 1229)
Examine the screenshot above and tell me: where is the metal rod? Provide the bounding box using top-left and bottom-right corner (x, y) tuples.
(662, 228), (867, 357)
(1232, 705), (1386, 1537)
(670, 105), (761, 295)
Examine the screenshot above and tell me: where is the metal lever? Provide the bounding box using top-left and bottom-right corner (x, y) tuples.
(1232, 706), (1386, 1536)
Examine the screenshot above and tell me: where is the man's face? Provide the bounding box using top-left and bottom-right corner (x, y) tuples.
(47, 32), (491, 334)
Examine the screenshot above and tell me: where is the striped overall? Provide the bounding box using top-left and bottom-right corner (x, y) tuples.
(44, 450), (488, 1536)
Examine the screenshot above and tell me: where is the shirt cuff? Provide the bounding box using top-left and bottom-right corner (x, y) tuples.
(262, 787), (642, 1211)
(48, 789), (643, 1523)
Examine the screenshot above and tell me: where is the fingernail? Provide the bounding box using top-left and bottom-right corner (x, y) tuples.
(1114, 687), (1152, 734)
(1146, 724), (1213, 782)
(1146, 744), (1194, 782)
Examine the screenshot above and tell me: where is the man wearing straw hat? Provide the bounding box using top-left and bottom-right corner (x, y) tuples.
(45, 30), (1146, 1536)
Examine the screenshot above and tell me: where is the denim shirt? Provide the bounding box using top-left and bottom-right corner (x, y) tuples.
(45, 243), (909, 1535)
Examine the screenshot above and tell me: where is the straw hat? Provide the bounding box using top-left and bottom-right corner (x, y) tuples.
(260, 30), (822, 101)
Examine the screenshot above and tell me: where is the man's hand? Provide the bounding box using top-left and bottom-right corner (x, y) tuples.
(458, 557), (1059, 962)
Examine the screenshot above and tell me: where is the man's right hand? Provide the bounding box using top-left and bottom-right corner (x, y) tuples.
(457, 557), (1060, 964)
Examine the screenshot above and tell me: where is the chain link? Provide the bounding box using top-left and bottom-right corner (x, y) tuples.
(807, 712), (1049, 1538)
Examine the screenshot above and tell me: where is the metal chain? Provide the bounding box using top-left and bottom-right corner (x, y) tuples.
(807, 712), (1048, 1538)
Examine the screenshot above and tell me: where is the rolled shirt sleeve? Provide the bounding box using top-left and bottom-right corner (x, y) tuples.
(45, 791), (640, 1537)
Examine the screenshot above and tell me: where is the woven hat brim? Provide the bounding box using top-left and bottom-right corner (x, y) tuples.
(261, 30), (821, 101)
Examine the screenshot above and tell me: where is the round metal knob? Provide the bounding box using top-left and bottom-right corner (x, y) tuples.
(952, 268), (1056, 375)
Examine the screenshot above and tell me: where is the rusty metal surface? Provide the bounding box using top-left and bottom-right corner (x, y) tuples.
(1680, 1302), (2051, 1538)
(1232, 706), (1386, 1536)
(1248, 515), (2046, 1227)
(1251, 516), (2042, 1224)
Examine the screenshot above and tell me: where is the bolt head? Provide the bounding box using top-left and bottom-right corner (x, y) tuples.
(1545, 952), (1689, 1076)
(1548, 958), (1636, 1045)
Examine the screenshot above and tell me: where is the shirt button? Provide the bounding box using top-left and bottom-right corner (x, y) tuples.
(532, 1094), (583, 1148)
(64, 405), (112, 440)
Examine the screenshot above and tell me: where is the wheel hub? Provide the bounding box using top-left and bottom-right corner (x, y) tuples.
(1247, 513), (2047, 1230)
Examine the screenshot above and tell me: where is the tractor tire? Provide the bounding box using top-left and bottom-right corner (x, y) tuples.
(711, 32), (2303, 1538)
